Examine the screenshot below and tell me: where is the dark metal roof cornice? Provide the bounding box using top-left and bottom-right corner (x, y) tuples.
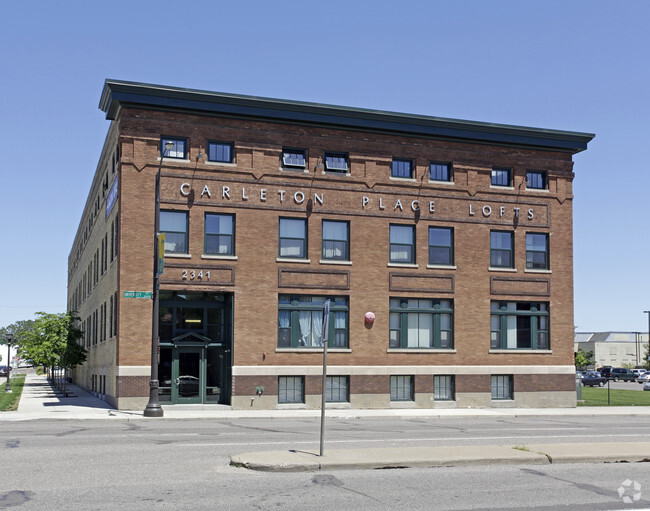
(99, 79), (594, 154)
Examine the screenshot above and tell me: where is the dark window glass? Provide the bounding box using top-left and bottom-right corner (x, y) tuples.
(429, 162), (451, 182)
(490, 301), (549, 350)
(205, 214), (235, 256)
(490, 231), (514, 268)
(390, 375), (414, 401)
(491, 167), (511, 187)
(526, 233), (549, 270)
(491, 375), (513, 400)
(161, 137), (187, 159)
(279, 218), (307, 259)
(391, 159), (413, 178)
(160, 211), (188, 254)
(326, 376), (349, 402)
(322, 220), (349, 261)
(390, 225), (415, 264)
(278, 295), (349, 348)
(526, 170), (546, 189)
(389, 298), (453, 349)
(434, 375), (455, 401)
(428, 227), (453, 265)
(207, 142), (233, 163)
(324, 152), (348, 172)
(278, 376), (304, 403)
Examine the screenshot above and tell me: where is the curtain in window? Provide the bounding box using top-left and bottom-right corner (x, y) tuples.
(280, 219), (305, 257)
(312, 311), (323, 347)
(298, 311), (311, 346)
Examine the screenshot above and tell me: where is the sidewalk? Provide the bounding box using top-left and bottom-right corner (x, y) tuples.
(5, 373), (650, 471)
(4, 372), (650, 421)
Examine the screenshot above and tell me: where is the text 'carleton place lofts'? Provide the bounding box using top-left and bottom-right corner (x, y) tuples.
(66, 80), (593, 410)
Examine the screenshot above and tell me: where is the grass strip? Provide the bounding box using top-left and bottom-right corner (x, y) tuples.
(579, 386), (650, 406)
(0, 375), (26, 411)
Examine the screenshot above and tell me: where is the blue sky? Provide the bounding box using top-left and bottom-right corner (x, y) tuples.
(1, 0), (648, 333)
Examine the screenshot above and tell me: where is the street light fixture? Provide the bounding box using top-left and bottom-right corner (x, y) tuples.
(5, 332), (13, 393)
(143, 141), (175, 417)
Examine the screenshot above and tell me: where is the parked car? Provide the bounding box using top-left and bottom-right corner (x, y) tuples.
(632, 369), (647, 377)
(644, 382), (650, 391)
(0, 365), (8, 377)
(581, 371), (607, 387)
(600, 367), (636, 382)
(575, 371), (584, 379)
(637, 373), (650, 384)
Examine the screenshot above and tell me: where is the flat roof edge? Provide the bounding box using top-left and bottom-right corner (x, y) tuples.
(99, 79), (595, 153)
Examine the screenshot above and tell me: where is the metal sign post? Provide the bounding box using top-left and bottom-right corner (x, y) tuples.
(319, 300), (330, 457)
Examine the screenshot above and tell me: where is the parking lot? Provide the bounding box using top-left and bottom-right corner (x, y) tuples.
(581, 378), (646, 391)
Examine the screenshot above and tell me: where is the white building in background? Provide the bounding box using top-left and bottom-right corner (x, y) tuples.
(575, 332), (649, 369)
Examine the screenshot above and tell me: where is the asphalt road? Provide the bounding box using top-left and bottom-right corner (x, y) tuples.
(2, 415), (650, 510)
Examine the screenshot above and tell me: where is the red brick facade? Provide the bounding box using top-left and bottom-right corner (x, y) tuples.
(66, 81), (593, 410)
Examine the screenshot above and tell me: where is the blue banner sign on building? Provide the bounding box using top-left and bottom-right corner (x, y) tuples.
(106, 176), (119, 219)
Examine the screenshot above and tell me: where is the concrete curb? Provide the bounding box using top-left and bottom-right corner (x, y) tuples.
(230, 442), (650, 472)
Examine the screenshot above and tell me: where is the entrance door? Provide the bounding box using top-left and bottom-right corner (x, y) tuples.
(174, 347), (203, 404)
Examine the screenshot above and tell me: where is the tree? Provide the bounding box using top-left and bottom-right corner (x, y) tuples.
(575, 348), (595, 370)
(1, 319), (36, 364)
(20, 312), (86, 394)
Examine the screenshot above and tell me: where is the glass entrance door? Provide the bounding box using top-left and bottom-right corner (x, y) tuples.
(173, 348), (203, 404)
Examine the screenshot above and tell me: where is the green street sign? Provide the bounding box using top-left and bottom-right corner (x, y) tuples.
(123, 291), (152, 299)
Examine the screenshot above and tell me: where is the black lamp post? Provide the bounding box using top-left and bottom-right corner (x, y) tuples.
(143, 141), (174, 417)
(5, 333), (12, 393)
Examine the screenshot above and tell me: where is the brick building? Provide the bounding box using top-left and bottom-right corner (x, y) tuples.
(67, 79), (593, 410)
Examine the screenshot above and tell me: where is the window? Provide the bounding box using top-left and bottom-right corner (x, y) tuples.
(526, 233), (549, 270)
(490, 231), (514, 268)
(113, 291), (118, 335)
(434, 375), (455, 401)
(526, 170), (546, 190)
(429, 162), (451, 182)
(114, 217), (119, 257)
(390, 375), (414, 401)
(391, 158), (413, 179)
(278, 295), (348, 348)
(109, 295), (113, 338)
(205, 214), (235, 256)
(161, 137), (187, 159)
(282, 149), (306, 169)
(322, 220), (349, 261)
(491, 167), (511, 187)
(326, 376), (349, 402)
(279, 218), (307, 259)
(491, 375), (513, 400)
(389, 298), (453, 349)
(324, 152), (348, 173)
(278, 376), (304, 404)
(207, 141), (234, 163)
(110, 220), (115, 263)
(490, 301), (549, 350)
(390, 225), (415, 264)
(428, 227), (453, 265)
(160, 211), (189, 254)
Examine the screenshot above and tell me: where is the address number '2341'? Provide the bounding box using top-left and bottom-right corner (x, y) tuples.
(182, 270), (211, 281)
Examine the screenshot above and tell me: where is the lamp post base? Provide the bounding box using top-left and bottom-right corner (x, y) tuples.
(143, 403), (163, 417)
(143, 379), (164, 417)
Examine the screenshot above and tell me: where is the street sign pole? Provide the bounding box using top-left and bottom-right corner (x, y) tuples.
(319, 300), (330, 457)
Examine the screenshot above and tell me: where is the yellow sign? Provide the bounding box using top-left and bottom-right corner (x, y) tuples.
(157, 233), (165, 274)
